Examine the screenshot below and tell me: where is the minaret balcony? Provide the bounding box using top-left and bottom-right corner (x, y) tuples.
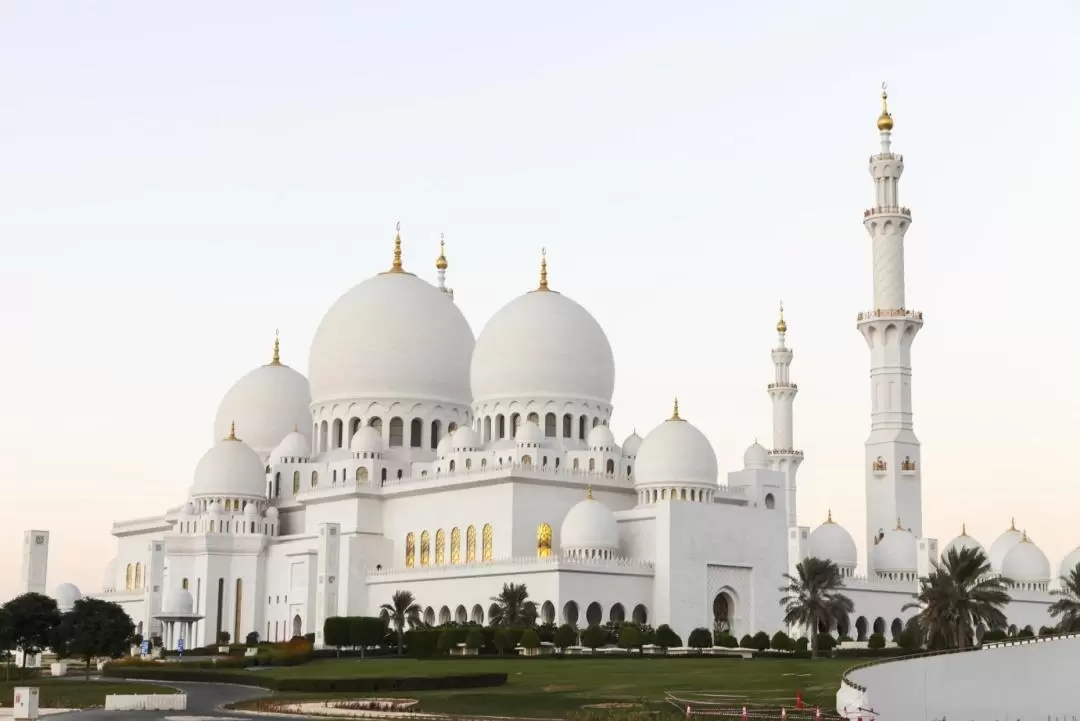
(767, 382), (798, 390)
(856, 308), (924, 322)
(863, 206), (911, 218)
(768, 448), (803, 458)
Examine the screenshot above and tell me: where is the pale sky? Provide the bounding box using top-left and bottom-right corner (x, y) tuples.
(1, 1), (1077, 601)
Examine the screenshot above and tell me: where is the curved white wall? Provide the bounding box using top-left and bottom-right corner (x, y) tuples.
(838, 634), (1080, 721)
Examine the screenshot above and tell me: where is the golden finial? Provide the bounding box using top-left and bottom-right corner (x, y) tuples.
(826, 509), (834, 524)
(270, 328), (281, 366)
(776, 301), (787, 334)
(537, 247), (549, 291)
(895, 516), (903, 531)
(226, 421), (239, 441)
(669, 396), (682, 421)
(1009, 517), (1016, 531)
(586, 485), (593, 500)
(389, 221), (404, 273)
(961, 522), (968, 537)
(436, 233), (448, 271)
(1021, 529), (1029, 543)
(877, 82), (894, 132)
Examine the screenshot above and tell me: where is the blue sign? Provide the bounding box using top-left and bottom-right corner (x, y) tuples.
(140, 640), (149, 655)
(177, 638), (184, 656)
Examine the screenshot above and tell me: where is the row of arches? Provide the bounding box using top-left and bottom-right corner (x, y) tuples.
(124, 563), (143, 591)
(405, 524), (493, 567)
(404, 600), (648, 628)
(852, 615), (905, 642)
(316, 416), (462, 453)
(475, 412), (605, 444)
(638, 487), (723, 504)
(176, 517), (277, 537)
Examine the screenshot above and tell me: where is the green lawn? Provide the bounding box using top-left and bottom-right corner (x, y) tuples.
(239, 657), (850, 717)
(0, 679), (180, 709)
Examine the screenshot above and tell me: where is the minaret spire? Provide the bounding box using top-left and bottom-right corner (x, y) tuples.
(859, 86), (925, 572)
(767, 301), (803, 527)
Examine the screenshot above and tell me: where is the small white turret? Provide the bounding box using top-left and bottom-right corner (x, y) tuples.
(435, 233), (454, 300)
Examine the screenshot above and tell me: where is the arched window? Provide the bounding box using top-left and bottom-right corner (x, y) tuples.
(410, 418), (423, 447)
(332, 419), (343, 448)
(356, 467), (368, 483)
(496, 414), (505, 439)
(430, 419), (442, 450)
(527, 412), (539, 425)
(544, 413), (557, 437)
(482, 523), (493, 561)
(466, 525), (477, 562)
(510, 413), (521, 437)
(125, 564), (133, 591)
(332, 469), (337, 484)
(274, 472), (281, 497)
(396, 469), (403, 479)
(562, 414), (573, 438)
(319, 420), (329, 452)
(234, 578), (243, 641)
(627, 464), (632, 478)
(483, 417), (492, 442)
(435, 529), (446, 564)
(420, 531), (431, 566)
(292, 471), (300, 494)
(573, 458), (580, 470)
(349, 417), (361, 443)
(537, 523), (552, 557)
(588, 458), (596, 472)
(578, 415), (587, 440)
(449, 460), (456, 472)
(606, 459), (615, 475)
(765, 493), (775, 509)
(134, 563), (142, 589)
(405, 532), (415, 567)
(388, 417), (404, 447)
(592, 417), (600, 428)
(310, 471), (318, 488)
(481, 458), (488, 469)
(450, 527), (461, 563)
(381, 468), (387, 482)
(465, 458), (472, 470)
(521, 455), (532, 466)
(182, 577), (189, 590)
(448, 422), (458, 434)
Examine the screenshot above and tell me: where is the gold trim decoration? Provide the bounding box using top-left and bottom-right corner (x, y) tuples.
(537, 247), (549, 291)
(877, 82), (894, 131)
(385, 221), (406, 274)
(1009, 517), (1017, 531)
(825, 509), (834, 524)
(537, 523), (552, 558)
(586, 485), (593, 500)
(482, 523), (493, 561)
(226, 421), (239, 441)
(270, 329), (282, 365)
(895, 517), (903, 531)
(466, 525), (477, 562)
(669, 396), (683, 422)
(450, 527), (461, 564)
(436, 233), (448, 271)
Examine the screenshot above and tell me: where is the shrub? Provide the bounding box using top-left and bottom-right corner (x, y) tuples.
(554, 624), (578, 650)
(1038, 626), (1056, 637)
(349, 617), (388, 656)
(815, 633), (837, 652)
(867, 632), (886, 650)
(581, 625), (607, 650)
(770, 631), (792, 652)
(493, 627), (513, 655)
(437, 628), (459, 654)
(537, 622), (557, 644)
(686, 628), (711, 649)
(714, 631), (737, 648)
(324, 617), (350, 652)
(738, 634), (754, 649)
(751, 631), (770, 652)
(655, 624), (682, 649)
(465, 628), (484, 650)
(982, 629), (1007, 643)
(1018, 626), (1035, 639)
(519, 628), (541, 649)
(794, 636), (809, 652)
(618, 624), (642, 651)
(245, 631), (260, 647)
(217, 631), (230, 644)
(897, 627), (921, 652)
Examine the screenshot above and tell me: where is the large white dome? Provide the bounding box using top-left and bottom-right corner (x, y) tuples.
(471, 284), (614, 404)
(634, 405), (718, 487)
(943, 524), (984, 560)
(808, 512), (857, 569)
(308, 265), (475, 406)
(988, 521), (1024, 571)
(191, 426), (267, 498)
(1059, 547), (1080, 581)
(873, 524), (917, 574)
(213, 344), (311, 458)
(53, 582), (82, 613)
(560, 492), (620, 554)
(1001, 536), (1050, 584)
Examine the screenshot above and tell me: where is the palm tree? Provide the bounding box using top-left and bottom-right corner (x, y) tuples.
(380, 590), (421, 656)
(488, 582), (538, 627)
(903, 546), (1010, 650)
(779, 557), (854, 659)
(1049, 563), (1080, 633)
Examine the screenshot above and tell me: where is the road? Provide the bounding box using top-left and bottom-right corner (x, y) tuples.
(62, 680), (271, 721)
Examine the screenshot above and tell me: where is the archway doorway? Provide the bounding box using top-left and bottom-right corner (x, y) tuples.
(712, 592), (733, 633)
(291, 614), (302, 638)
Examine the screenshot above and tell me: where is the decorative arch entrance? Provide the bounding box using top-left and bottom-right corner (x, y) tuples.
(712, 592), (734, 634)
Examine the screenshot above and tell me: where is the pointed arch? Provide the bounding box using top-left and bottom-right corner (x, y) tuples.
(482, 523), (493, 561)
(537, 523), (552, 557)
(420, 530), (431, 565)
(467, 525), (477, 562)
(450, 527), (461, 563)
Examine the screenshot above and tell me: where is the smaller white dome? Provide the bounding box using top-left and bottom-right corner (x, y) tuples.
(560, 491), (619, 553)
(453, 426), (481, 451)
(273, 429), (311, 460)
(1001, 536), (1050, 584)
(102, 558), (119, 591)
(634, 407), (718, 487)
(743, 441), (769, 470)
(244, 501), (260, 517)
(621, 431), (643, 457)
(179, 502), (194, 517)
(516, 420), (544, 445)
(1059, 547), (1080, 581)
(266, 505), (280, 519)
(192, 428), (267, 498)
(874, 523), (917, 574)
(436, 431), (455, 457)
(208, 501), (224, 515)
(350, 426), (384, 454)
(807, 512), (857, 569)
(164, 588), (194, 615)
(988, 521), (1024, 571)
(943, 524), (984, 559)
(54, 582), (82, 612)
(588, 424), (616, 449)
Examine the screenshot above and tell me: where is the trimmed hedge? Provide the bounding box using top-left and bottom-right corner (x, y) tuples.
(102, 665), (508, 692)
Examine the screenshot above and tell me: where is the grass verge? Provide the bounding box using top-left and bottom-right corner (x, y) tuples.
(0, 679), (180, 709)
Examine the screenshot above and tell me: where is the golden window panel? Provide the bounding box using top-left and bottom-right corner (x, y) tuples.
(292, 471), (300, 494)
(134, 563), (142, 589)
(435, 529), (446, 565)
(405, 532), (415, 568)
(451, 527), (461, 564)
(356, 467), (368, 483)
(482, 523), (493, 561)
(311, 471), (319, 487)
(420, 530), (430, 566)
(125, 564), (133, 591)
(466, 525), (477, 562)
(537, 523), (553, 558)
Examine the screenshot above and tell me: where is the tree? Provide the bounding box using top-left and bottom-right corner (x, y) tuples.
(52, 598), (134, 680)
(618, 624), (642, 651)
(714, 630), (737, 648)
(751, 631), (770, 652)
(519, 628), (541, 649)
(380, 591), (421, 657)
(553, 623), (578, 651)
(738, 633), (754, 649)
(465, 627), (485, 652)
(349, 617), (388, 658)
(902, 546), (1010, 650)
(492, 627), (512, 655)
(324, 617), (349, 656)
(867, 632), (886, 650)
(1049, 564), (1080, 633)
(686, 627), (712, 649)
(0, 606), (13, 681)
(778, 557), (854, 659)
(581, 624), (607, 650)
(655, 624), (682, 649)
(2, 593), (61, 676)
(770, 630), (792, 652)
(488, 583), (538, 627)
(437, 628), (459, 654)
(217, 631), (231, 644)
(245, 631), (260, 646)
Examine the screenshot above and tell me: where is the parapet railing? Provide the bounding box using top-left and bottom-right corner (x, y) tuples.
(366, 553), (655, 579)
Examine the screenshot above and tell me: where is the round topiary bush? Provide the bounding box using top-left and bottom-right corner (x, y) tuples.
(815, 633), (837, 652)
(751, 631), (770, 652)
(655, 624), (682, 649)
(795, 636), (809, 652)
(867, 632), (886, 650)
(739, 634), (754, 649)
(687, 627), (712, 649)
(554, 624), (578, 650)
(465, 628), (484, 650)
(437, 628), (459, 654)
(714, 631), (738, 648)
(770, 630), (792, 652)
(618, 624), (642, 651)
(582, 624), (607, 650)
(519, 628), (541, 649)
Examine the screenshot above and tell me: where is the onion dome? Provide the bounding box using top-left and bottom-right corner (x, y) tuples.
(308, 225), (475, 406)
(776, 303), (787, 334)
(350, 426), (384, 454)
(808, 510), (857, 570)
(516, 420), (544, 445)
(621, 431), (643, 457)
(471, 249), (614, 405)
(452, 426), (481, 451)
(1001, 532), (1050, 584)
(943, 522), (984, 559)
(587, 424), (616, 450)
(244, 501), (260, 517)
(272, 427), (311, 462)
(743, 440), (769, 470)
(988, 518), (1024, 571)
(266, 506), (279, 521)
(560, 487), (620, 557)
(163, 588), (194, 615)
(436, 431), (455, 457)
(53, 582), (82, 613)
(634, 399), (718, 487)
(877, 87), (894, 131)
(214, 331), (312, 458)
(873, 519), (917, 575)
(191, 423), (267, 499)
(1059, 547), (1080, 580)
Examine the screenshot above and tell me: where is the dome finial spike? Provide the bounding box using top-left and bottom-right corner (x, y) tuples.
(1010, 516), (1016, 531)
(586, 484), (593, 500)
(776, 301), (787, 334)
(826, 508), (833, 524)
(670, 396), (681, 421)
(1021, 528), (1029, 542)
(895, 516), (903, 531)
(538, 247), (549, 291)
(436, 232), (448, 271)
(390, 221), (404, 273)
(877, 81), (894, 131)
(270, 328), (281, 365)
(227, 421), (238, 441)
(961, 521), (967, 536)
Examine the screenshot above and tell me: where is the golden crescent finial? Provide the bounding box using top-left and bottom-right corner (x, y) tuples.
(895, 516), (903, 531)
(226, 421), (238, 441)
(776, 301), (787, 333)
(826, 509), (834, 524)
(270, 328), (281, 365)
(586, 485), (593, 500)
(436, 232), (448, 271)
(389, 221), (404, 273)
(877, 82), (894, 131)
(537, 247), (549, 291)
(961, 522), (967, 536)
(669, 396), (682, 421)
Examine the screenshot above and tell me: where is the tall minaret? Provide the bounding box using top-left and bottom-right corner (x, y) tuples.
(859, 86), (925, 567)
(435, 233), (455, 300)
(768, 303), (803, 526)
